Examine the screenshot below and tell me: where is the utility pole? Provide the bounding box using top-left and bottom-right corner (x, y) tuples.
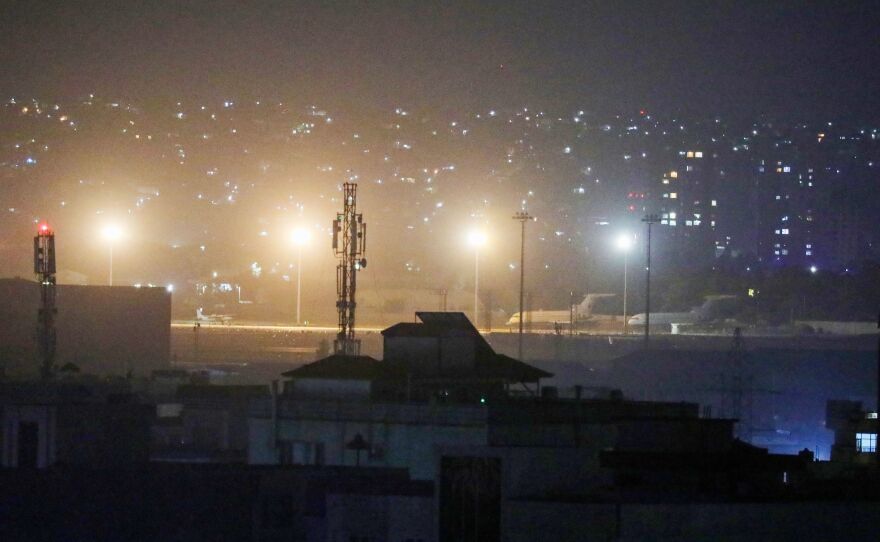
(642, 214), (661, 346)
(332, 182), (367, 356)
(34, 223), (57, 381)
(513, 211), (534, 361)
(436, 288), (448, 311)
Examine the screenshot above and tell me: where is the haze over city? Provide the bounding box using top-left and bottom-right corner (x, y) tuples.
(2, 1), (879, 323)
(1, 2), (879, 541)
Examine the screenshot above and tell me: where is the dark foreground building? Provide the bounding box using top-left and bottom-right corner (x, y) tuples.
(0, 278), (171, 377)
(1, 313), (879, 540)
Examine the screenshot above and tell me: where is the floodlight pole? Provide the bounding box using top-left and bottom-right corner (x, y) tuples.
(513, 211), (534, 360)
(642, 214), (661, 345)
(622, 249), (628, 335)
(296, 244), (303, 324)
(474, 248), (480, 330)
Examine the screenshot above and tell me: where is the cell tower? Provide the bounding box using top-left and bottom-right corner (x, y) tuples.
(34, 223), (57, 380)
(332, 182), (367, 356)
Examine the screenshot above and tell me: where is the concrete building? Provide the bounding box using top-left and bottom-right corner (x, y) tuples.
(151, 384), (269, 463)
(0, 278), (171, 377)
(0, 382), (153, 468)
(827, 399), (878, 464)
(246, 312), (819, 540)
(0, 463), (433, 542)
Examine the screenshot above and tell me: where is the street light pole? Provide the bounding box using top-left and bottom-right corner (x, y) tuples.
(296, 244), (303, 325)
(292, 228), (311, 325)
(467, 230), (487, 330)
(642, 214), (661, 345)
(615, 233), (634, 335)
(102, 225), (122, 286)
(622, 249), (628, 334)
(474, 247), (479, 329)
(513, 211), (534, 360)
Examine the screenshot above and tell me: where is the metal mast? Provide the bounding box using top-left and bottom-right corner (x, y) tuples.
(642, 213), (661, 345)
(34, 223), (57, 381)
(512, 211), (533, 361)
(332, 183), (367, 356)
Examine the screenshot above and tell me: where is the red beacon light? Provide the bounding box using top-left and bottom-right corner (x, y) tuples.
(38, 223), (51, 233)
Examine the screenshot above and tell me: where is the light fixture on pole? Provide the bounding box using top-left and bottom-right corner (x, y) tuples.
(291, 227), (312, 325)
(467, 230), (487, 330)
(101, 225), (123, 286)
(615, 233), (634, 335)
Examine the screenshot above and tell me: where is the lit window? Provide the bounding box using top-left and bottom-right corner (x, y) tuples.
(695, 151), (703, 158)
(711, 200), (717, 207)
(781, 228), (789, 235)
(669, 212), (677, 219)
(806, 244), (812, 249)
(670, 171), (678, 178)
(669, 220), (677, 226)
(686, 165), (693, 171)
(856, 433), (877, 453)
(670, 193), (677, 199)
(687, 151), (694, 158)
(805, 250), (812, 256)
(783, 166), (791, 173)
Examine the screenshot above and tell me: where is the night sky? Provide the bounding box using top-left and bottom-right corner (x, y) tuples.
(1, 1), (879, 322)
(2, 1), (879, 121)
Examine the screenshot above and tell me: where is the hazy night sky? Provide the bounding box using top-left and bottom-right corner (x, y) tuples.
(2, 1), (879, 120)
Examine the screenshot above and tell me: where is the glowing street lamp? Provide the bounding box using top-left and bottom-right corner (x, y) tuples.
(101, 225), (123, 286)
(292, 228), (312, 325)
(615, 233), (635, 334)
(467, 230), (488, 329)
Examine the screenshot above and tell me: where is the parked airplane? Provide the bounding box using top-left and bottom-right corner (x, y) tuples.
(506, 294), (619, 327)
(627, 295), (738, 328)
(196, 307), (234, 325)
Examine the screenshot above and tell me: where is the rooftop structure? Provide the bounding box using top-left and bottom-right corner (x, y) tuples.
(282, 312), (551, 403)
